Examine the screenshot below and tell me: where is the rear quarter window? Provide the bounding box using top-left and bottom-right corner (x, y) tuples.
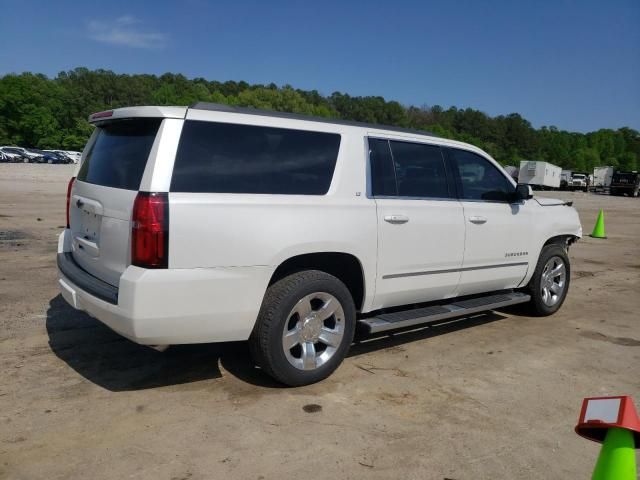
(77, 118), (161, 190)
(170, 121), (341, 195)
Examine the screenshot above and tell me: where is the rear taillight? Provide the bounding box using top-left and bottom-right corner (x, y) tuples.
(66, 177), (76, 228)
(131, 192), (169, 269)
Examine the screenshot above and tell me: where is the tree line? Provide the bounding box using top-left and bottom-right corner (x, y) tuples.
(0, 67), (638, 171)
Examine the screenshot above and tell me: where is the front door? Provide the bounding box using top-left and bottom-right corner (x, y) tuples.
(369, 138), (465, 310)
(446, 147), (532, 296)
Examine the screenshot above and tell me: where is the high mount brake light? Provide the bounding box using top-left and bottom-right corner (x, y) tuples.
(131, 192), (169, 269)
(90, 110), (114, 120)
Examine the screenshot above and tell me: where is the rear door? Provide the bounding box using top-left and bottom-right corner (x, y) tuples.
(370, 138), (465, 310)
(70, 118), (162, 286)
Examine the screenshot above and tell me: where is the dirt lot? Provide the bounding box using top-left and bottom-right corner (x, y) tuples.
(0, 163), (638, 479)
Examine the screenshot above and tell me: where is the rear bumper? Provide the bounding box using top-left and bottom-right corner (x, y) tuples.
(57, 253), (118, 304)
(57, 230), (274, 345)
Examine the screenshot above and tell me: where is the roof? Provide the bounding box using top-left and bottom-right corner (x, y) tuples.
(189, 102), (438, 138)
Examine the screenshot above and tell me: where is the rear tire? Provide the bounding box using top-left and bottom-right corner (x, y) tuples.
(250, 270), (356, 386)
(525, 244), (571, 316)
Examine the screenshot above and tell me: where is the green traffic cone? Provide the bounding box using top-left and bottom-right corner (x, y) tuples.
(592, 427), (636, 480)
(590, 209), (607, 239)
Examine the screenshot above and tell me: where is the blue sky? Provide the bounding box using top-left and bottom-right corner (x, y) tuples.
(1, 0), (638, 132)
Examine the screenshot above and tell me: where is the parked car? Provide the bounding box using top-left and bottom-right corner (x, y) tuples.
(11, 147), (42, 162)
(0, 146), (29, 162)
(610, 171), (640, 197)
(57, 104), (582, 386)
(7, 147), (45, 163)
(41, 150), (72, 164)
(25, 148), (57, 163)
(43, 150), (72, 163)
(61, 150), (82, 163)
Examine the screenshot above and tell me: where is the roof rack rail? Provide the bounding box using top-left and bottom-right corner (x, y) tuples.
(189, 102), (438, 138)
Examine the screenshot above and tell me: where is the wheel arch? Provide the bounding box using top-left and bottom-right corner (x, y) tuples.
(268, 252), (366, 311)
(518, 234), (579, 288)
(543, 234), (579, 249)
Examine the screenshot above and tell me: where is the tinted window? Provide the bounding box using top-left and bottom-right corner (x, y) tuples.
(449, 149), (514, 201)
(171, 121), (341, 195)
(369, 138), (397, 196)
(390, 141), (450, 198)
(77, 119), (161, 190)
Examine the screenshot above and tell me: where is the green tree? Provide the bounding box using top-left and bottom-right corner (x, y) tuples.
(0, 67), (637, 170)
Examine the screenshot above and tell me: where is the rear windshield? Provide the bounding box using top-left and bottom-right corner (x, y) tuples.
(170, 121), (341, 195)
(77, 119), (161, 190)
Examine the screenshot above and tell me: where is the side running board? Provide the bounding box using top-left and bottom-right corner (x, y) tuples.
(359, 292), (531, 334)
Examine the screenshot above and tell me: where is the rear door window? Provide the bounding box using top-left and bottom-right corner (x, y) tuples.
(77, 119), (161, 190)
(170, 121), (341, 195)
(389, 140), (450, 198)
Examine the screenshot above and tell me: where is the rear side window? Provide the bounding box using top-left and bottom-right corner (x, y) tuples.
(78, 119), (161, 190)
(171, 121), (341, 195)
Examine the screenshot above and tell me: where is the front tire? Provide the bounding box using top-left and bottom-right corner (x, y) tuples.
(525, 244), (571, 316)
(250, 270), (356, 386)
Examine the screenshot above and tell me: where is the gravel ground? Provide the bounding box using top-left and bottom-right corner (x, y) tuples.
(0, 163), (638, 479)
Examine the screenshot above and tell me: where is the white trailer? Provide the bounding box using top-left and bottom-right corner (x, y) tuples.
(593, 166), (614, 190)
(518, 161), (562, 189)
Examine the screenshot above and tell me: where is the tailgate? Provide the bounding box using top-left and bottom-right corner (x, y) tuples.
(70, 118), (162, 286)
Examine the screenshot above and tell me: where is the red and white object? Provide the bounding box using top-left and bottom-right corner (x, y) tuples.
(575, 396), (640, 445)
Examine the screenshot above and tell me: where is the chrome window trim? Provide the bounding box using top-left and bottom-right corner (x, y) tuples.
(373, 195), (460, 202)
(459, 198), (524, 205)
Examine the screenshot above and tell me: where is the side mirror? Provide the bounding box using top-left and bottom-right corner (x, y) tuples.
(515, 183), (533, 201)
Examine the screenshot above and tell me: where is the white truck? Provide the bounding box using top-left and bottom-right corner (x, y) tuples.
(569, 173), (588, 192)
(518, 161), (562, 190)
(593, 166), (615, 191)
(57, 104), (582, 386)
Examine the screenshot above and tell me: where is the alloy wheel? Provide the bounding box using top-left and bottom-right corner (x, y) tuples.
(540, 256), (567, 307)
(282, 292), (345, 371)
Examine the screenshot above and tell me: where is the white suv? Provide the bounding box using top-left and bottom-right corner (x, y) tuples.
(57, 104), (582, 386)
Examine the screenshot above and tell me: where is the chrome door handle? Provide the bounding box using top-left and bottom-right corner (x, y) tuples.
(469, 216), (487, 224)
(384, 215), (409, 224)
